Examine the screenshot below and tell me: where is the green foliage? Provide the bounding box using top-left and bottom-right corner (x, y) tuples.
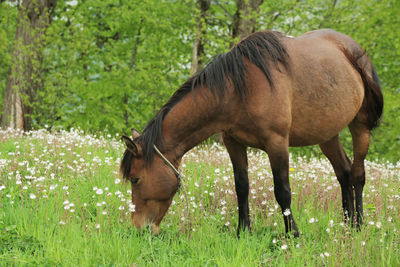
(1, 0), (399, 160)
(0, 2), (18, 111)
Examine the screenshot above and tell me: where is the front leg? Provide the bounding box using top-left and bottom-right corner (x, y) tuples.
(223, 133), (250, 237)
(265, 135), (299, 237)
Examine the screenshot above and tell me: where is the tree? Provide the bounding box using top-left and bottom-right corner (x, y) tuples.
(191, 0), (210, 74)
(1, 0), (57, 130)
(232, 0), (264, 41)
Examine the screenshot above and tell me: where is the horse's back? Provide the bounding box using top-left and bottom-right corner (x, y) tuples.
(283, 30), (365, 146)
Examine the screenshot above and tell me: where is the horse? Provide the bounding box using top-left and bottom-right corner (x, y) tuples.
(120, 29), (383, 236)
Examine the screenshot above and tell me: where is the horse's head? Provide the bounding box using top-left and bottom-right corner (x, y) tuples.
(120, 129), (179, 234)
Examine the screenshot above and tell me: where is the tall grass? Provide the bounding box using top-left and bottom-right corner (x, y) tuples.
(0, 128), (399, 266)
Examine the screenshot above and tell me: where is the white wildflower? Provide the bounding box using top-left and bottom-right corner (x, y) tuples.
(128, 203), (136, 212)
(283, 209), (291, 216)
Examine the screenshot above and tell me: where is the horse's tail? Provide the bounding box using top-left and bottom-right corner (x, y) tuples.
(342, 48), (384, 130)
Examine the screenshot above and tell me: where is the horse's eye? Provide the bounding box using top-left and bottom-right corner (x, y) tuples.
(131, 178), (140, 185)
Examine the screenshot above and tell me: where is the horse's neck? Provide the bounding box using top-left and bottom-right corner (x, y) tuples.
(161, 87), (232, 163)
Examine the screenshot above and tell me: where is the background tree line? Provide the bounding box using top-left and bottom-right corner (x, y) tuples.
(0, 0), (399, 161)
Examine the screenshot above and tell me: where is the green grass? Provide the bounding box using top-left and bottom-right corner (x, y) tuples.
(0, 128), (399, 266)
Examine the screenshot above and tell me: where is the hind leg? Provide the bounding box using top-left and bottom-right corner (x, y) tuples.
(319, 135), (354, 225)
(223, 133), (250, 236)
(349, 120), (370, 227)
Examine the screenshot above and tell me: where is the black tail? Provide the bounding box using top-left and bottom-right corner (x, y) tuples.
(342, 49), (383, 130)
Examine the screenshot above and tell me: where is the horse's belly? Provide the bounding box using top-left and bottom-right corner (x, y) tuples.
(288, 87), (363, 147)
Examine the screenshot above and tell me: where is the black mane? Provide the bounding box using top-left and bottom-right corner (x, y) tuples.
(121, 31), (289, 177)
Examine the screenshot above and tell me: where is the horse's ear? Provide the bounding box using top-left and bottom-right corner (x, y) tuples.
(131, 128), (141, 139)
(122, 135), (142, 157)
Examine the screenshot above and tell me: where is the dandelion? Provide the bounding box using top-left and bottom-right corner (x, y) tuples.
(29, 193), (36, 199)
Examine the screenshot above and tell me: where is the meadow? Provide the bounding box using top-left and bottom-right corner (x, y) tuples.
(0, 128), (399, 266)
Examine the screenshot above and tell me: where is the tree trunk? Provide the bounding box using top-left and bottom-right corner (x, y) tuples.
(233, 0), (263, 41)
(190, 0), (210, 75)
(1, 0), (57, 131)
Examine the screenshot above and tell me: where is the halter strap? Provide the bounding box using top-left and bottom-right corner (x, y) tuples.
(153, 145), (184, 187)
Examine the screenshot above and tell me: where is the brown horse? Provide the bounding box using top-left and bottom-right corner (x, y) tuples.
(120, 29), (383, 236)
